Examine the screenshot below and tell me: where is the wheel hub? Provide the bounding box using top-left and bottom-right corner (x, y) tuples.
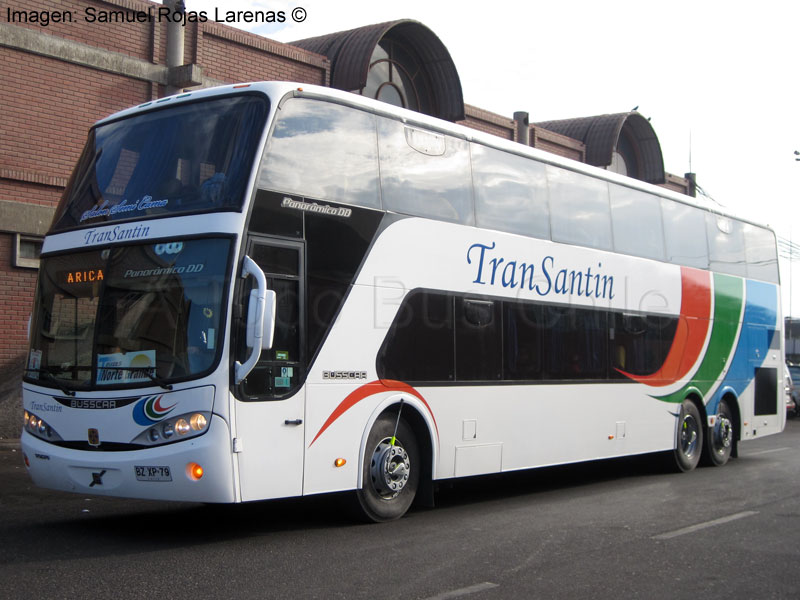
(680, 414), (699, 457)
(370, 438), (410, 499)
(715, 415), (733, 450)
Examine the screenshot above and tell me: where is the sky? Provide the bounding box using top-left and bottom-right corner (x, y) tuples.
(166, 0), (800, 316)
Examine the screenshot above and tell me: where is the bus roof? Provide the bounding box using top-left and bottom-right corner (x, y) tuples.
(95, 81), (772, 234)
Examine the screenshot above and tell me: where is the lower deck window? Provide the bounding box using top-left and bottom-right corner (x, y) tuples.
(377, 289), (678, 384)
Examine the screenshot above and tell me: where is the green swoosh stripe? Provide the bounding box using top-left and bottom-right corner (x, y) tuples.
(656, 273), (743, 403)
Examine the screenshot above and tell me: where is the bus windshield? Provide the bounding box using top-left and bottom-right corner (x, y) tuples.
(50, 94), (269, 232)
(26, 237), (232, 391)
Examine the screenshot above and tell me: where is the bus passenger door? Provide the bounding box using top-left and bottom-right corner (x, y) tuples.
(235, 237), (306, 502)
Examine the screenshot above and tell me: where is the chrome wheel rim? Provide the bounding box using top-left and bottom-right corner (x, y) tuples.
(714, 415), (733, 453)
(680, 413), (700, 459)
(369, 437), (410, 499)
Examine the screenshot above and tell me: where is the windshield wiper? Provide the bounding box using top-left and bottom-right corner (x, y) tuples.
(25, 368), (77, 397)
(95, 366), (173, 391)
(139, 369), (174, 391)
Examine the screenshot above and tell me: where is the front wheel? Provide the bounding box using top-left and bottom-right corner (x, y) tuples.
(673, 400), (703, 472)
(355, 412), (419, 522)
(704, 399), (734, 467)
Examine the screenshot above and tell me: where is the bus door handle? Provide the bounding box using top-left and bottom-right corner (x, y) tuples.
(284, 419), (303, 426)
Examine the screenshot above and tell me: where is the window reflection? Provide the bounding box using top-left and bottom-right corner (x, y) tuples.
(609, 184), (665, 260)
(378, 118), (473, 224)
(743, 224), (779, 283)
(661, 200), (709, 269)
(548, 166), (612, 250)
(259, 99), (380, 208)
(472, 144), (550, 240)
(707, 213), (747, 277)
(52, 96), (268, 231)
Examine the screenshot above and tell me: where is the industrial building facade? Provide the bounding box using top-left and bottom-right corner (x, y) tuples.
(0, 0), (695, 434)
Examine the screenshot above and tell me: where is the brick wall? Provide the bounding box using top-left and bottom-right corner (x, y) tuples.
(460, 104), (515, 140)
(0, 233), (37, 437)
(0, 234), (36, 365)
(199, 23), (328, 85)
(8, 0), (156, 59)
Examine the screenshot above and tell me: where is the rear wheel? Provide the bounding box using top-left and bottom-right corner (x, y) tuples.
(355, 412), (419, 522)
(704, 399), (734, 467)
(673, 400), (703, 472)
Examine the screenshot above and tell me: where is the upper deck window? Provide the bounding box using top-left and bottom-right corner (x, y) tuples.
(259, 98), (380, 208)
(51, 95), (269, 232)
(547, 166), (612, 251)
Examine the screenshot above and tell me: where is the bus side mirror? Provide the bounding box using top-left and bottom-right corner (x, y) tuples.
(246, 289), (276, 350)
(236, 255), (270, 384)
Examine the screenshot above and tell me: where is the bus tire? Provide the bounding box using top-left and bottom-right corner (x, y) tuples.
(673, 400), (703, 472)
(704, 399), (734, 467)
(356, 412), (419, 522)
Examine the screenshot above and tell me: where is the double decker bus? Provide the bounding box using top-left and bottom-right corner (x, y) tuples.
(21, 82), (784, 521)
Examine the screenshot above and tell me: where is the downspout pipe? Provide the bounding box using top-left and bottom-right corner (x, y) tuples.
(514, 111), (530, 146)
(164, 0), (186, 96)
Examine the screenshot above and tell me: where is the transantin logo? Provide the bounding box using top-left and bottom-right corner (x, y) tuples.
(132, 395), (177, 426)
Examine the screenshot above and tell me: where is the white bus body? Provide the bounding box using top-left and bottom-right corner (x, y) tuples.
(22, 82), (784, 520)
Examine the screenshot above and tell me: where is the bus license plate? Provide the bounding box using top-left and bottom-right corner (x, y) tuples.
(135, 465), (172, 481)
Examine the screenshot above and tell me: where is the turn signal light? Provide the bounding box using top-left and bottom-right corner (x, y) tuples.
(334, 458), (346, 468)
(187, 462), (204, 481)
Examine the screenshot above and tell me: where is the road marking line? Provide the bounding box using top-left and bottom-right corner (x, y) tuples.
(653, 511), (759, 540)
(747, 447), (790, 456)
(422, 582), (499, 600)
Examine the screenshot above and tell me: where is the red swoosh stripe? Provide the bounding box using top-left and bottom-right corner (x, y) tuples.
(309, 379), (437, 447)
(617, 266), (711, 387)
(153, 396), (177, 413)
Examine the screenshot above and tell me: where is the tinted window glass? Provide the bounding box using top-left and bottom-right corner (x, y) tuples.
(472, 144), (550, 239)
(304, 205), (384, 362)
(52, 96), (269, 231)
(706, 213), (747, 277)
(610, 184), (665, 260)
(241, 242), (303, 399)
(504, 301), (543, 380)
(547, 167), (612, 250)
(455, 298), (502, 381)
(541, 306), (607, 380)
(661, 200), (709, 269)
(744, 223), (779, 283)
(28, 238), (232, 391)
(260, 98), (380, 208)
(377, 291), (454, 382)
(610, 313), (677, 377)
(377, 291), (682, 385)
(250, 244), (299, 276)
(378, 118), (474, 224)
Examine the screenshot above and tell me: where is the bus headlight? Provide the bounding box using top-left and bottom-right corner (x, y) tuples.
(190, 413), (207, 431)
(174, 418), (190, 436)
(22, 410), (63, 443)
(132, 412), (212, 447)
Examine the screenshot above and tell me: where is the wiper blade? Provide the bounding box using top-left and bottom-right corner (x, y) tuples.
(25, 368), (77, 397)
(96, 366), (173, 391)
(138, 369), (174, 391)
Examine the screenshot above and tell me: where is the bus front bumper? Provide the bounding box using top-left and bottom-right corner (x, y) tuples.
(21, 415), (236, 503)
